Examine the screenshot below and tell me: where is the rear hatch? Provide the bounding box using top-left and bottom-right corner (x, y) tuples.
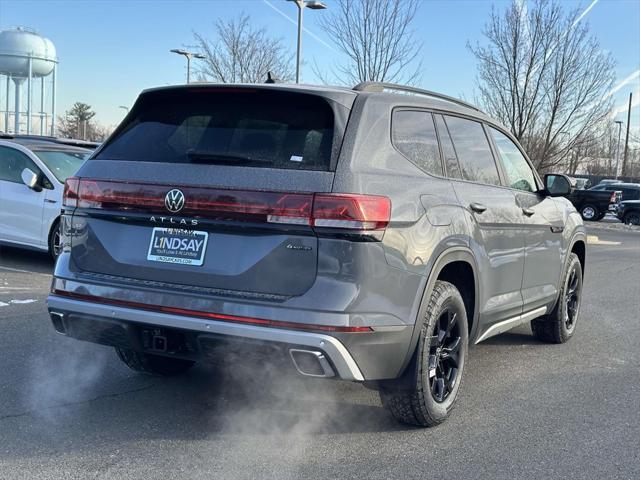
(67, 85), (356, 298)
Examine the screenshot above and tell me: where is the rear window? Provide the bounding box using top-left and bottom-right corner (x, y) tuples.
(95, 89), (336, 171)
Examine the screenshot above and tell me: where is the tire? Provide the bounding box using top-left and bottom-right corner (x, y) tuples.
(595, 212), (606, 221)
(380, 280), (469, 427)
(115, 347), (195, 376)
(48, 220), (62, 260)
(531, 253), (582, 344)
(580, 204), (599, 221)
(624, 212), (640, 225)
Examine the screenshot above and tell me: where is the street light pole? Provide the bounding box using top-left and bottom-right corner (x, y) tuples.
(170, 49), (206, 84)
(613, 120), (623, 179)
(295, 2), (303, 84)
(288, 0), (327, 84)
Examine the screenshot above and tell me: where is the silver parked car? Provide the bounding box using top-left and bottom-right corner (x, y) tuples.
(46, 82), (586, 426)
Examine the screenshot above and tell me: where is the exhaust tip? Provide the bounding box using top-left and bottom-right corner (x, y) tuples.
(289, 349), (335, 378)
(49, 311), (66, 334)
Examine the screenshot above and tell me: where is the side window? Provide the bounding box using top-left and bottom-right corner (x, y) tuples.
(489, 128), (538, 192)
(622, 188), (639, 200)
(443, 115), (501, 186)
(0, 146), (43, 184)
(392, 110), (443, 176)
(434, 114), (462, 179)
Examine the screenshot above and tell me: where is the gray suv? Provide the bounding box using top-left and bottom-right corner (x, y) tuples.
(47, 82), (586, 427)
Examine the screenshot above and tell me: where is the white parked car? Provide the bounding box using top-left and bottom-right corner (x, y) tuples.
(0, 136), (94, 258)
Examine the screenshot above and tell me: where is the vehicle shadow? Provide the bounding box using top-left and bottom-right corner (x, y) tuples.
(0, 245), (54, 274)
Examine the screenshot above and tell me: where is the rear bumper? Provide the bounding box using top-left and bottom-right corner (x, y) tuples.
(47, 294), (410, 382)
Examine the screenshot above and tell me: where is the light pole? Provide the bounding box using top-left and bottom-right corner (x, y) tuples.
(288, 0), (327, 84)
(170, 49), (206, 84)
(613, 120), (623, 179)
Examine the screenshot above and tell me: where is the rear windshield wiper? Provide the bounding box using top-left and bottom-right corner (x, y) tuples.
(186, 151), (262, 166)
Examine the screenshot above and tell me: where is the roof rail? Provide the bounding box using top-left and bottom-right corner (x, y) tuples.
(353, 82), (483, 113)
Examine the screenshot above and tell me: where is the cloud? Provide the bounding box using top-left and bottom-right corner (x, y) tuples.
(604, 70), (640, 99)
(572, 0), (599, 28)
(611, 87), (640, 118)
(261, 0), (337, 53)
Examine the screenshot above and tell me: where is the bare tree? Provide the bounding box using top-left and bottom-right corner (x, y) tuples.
(469, 0), (615, 172)
(192, 13), (293, 83)
(318, 0), (422, 85)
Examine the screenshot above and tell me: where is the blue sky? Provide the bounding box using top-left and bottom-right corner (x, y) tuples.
(1, 0), (639, 131)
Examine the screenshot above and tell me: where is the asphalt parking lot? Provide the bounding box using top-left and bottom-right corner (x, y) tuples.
(0, 226), (638, 480)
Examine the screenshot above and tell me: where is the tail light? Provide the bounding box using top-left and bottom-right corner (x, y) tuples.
(61, 179), (391, 238)
(63, 177), (80, 207)
(312, 194), (391, 230)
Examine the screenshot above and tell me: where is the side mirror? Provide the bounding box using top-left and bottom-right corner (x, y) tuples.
(544, 173), (572, 197)
(21, 168), (41, 191)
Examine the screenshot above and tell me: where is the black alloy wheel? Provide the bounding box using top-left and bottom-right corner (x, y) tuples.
(428, 309), (462, 403)
(564, 265), (581, 332)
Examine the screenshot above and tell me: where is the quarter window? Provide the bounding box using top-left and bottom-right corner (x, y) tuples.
(0, 146), (43, 184)
(443, 115), (500, 186)
(489, 128), (537, 192)
(434, 114), (462, 179)
(392, 110), (443, 176)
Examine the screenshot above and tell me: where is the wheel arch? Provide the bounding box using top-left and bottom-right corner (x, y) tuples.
(547, 231), (587, 314)
(571, 238), (586, 276)
(376, 247), (479, 391)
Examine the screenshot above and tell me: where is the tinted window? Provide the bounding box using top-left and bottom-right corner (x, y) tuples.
(0, 146), (42, 184)
(489, 128), (537, 192)
(444, 116), (500, 185)
(96, 89), (336, 171)
(392, 110), (442, 176)
(434, 114), (462, 179)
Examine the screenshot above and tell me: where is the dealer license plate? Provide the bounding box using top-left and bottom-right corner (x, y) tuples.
(147, 228), (208, 266)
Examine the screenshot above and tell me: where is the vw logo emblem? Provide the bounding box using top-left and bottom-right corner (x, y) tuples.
(165, 189), (185, 213)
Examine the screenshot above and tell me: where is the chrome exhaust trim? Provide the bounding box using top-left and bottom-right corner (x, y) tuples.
(289, 349), (336, 378)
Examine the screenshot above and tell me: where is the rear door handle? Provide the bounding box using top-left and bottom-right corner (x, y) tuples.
(44, 199), (58, 204)
(522, 207), (535, 216)
(470, 202), (487, 213)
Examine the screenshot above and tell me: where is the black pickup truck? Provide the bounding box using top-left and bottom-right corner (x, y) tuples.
(566, 188), (620, 221)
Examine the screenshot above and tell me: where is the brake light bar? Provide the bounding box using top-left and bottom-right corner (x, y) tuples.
(62, 178), (391, 232)
(52, 289), (373, 333)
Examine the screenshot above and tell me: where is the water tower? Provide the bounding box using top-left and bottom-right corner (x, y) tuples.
(0, 27), (58, 135)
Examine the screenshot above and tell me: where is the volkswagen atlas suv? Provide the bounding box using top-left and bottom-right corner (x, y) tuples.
(46, 82), (586, 426)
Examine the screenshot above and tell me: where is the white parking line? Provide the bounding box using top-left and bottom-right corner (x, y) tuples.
(587, 235), (621, 246)
(0, 265), (51, 277)
(0, 299), (37, 307)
